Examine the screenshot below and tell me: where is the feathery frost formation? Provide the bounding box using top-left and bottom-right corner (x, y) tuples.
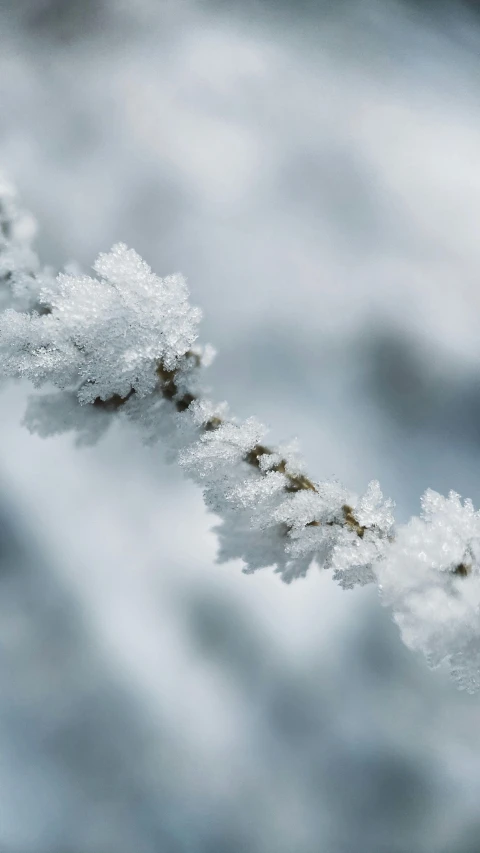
(0, 242), (202, 403)
(377, 490), (480, 693)
(178, 419), (395, 587)
(0, 177), (479, 692)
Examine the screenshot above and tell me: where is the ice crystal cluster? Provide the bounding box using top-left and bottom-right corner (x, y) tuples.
(0, 177), (479, 693)
(376, 490), (480, 693)
(0, 242), (202, 403)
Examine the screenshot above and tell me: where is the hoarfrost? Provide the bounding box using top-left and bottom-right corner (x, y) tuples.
(376, 490), (480, 692)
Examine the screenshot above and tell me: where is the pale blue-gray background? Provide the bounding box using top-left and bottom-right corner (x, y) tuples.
(0, 1), (480, 850)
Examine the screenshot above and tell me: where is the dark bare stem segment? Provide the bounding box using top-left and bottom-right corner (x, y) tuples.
(452, 562), (472, 577)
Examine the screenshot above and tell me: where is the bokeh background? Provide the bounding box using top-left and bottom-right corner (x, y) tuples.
(1, 0), (480, 850)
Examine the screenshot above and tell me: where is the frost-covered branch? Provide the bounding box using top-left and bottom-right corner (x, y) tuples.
(1, 177), (480, 693)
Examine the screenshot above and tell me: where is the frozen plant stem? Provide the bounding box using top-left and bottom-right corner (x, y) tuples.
(1, 176), (480, 693)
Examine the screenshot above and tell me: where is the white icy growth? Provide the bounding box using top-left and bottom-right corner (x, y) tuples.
(0, 243), (202, 403)
(257, 438), (307, 478)
(180, 411), (395, 582)
(331, 480), (396, 589)
(23, 344), (217, 449)
(1, 228), (395, 589)
(179, 415), (267, 478)
(278, 478), (394, 586)
(376, 489), (480, 692)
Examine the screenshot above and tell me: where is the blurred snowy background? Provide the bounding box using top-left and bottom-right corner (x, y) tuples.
(1, 0), (480, 850)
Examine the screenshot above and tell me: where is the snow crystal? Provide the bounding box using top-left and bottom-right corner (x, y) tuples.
(178, 416), (268, 478)
(0, 243), (202, 403)
(257, 438), (307, 478)
(376, 489), (480, 692)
